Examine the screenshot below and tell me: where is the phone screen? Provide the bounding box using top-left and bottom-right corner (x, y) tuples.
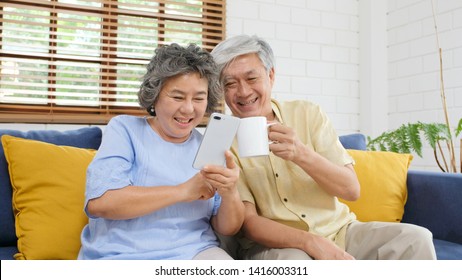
(192, 113), (240, 169)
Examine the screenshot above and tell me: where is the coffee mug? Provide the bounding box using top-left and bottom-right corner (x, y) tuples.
(237, 116), (274, 157)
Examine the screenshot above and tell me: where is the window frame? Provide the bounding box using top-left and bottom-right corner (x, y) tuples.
(0, 0), (225, 124)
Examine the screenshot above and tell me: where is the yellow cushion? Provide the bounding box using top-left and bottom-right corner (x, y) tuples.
(1, 135), (96, 260)
(340, 150), (413, 223)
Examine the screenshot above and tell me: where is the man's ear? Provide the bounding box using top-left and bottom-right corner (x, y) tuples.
(268, 67), (275, 86)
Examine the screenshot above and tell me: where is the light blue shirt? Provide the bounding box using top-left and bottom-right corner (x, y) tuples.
(78, 115), (221, 260)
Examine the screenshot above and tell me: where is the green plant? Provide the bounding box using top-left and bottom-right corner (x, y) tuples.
(368, 1), (462, 173)
(367, 119), (462, 173)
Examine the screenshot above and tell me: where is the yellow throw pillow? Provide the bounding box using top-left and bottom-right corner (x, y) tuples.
(1, 135), (96, 260)
(340, 150), (413, 223)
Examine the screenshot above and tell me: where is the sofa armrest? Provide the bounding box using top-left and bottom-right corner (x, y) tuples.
(402, 170), (462, 245)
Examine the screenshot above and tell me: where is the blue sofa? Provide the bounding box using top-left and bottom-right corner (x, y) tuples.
(0, 129), (461, 260)
(339, 133), (462, 260)
(0, 127), (102, 260)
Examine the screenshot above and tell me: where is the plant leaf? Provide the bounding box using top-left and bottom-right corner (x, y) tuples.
(366, 121), (455, 159)
(421, 123), (448, 149)
(456, 118), (462, 137)
(407, 123), (422, 157)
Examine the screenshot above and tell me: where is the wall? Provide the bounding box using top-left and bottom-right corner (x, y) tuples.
(0, 0), (364, 136)
(387, 0), (462, 170)
(226, 0), (461, 171)
(2, 0), (461, 171)
(226, 0), (361, 136)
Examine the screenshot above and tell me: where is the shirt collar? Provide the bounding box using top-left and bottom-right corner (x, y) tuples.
(271, 98), (284, 124)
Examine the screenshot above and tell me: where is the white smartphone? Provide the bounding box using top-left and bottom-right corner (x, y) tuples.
(193, 112), (240, 169)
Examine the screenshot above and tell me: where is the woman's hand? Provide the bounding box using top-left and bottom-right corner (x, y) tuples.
(180, 172), (215, 202)
(180, 151), (239, 203)
(205, 151), (244, 236)
(201, 151), (240, 199)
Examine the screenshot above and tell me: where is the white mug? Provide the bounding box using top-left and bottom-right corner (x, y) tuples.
(237, 116), (274, 158)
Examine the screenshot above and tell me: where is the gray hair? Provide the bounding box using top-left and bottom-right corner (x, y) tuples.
(138, 43), (221, 115)
(211, 35), (275, 79)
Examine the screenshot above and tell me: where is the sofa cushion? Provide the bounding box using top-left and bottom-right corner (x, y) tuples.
(0, 246), (18, 260)
(433, 239), (462, 260)
(1, 135), (97, 260)
(338, 133), (367, 150)
(0, 127), (101, 247)
(340, 150), (412, 222)
(403, 170), (462, 245)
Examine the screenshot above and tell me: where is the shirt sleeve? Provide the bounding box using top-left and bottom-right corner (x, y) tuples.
(307, 103), (354, 166)
(84, 117), (135, 215)
(229, 142), (256, 204)
(211, 193), (222, 216)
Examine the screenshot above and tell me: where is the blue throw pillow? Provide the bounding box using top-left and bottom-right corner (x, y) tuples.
(0, 127), (102, 246)
(339, 133), (367, 150)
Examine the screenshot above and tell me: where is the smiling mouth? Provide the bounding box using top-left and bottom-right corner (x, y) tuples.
(237, 97), (258, 106)
(175, 117), (193, 124)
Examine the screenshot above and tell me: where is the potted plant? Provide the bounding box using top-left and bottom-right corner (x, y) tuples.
(367, 1), (461, 173)
(367, 119), (462, 173)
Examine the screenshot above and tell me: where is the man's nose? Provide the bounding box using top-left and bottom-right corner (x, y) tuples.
(237, 82), (252, 97)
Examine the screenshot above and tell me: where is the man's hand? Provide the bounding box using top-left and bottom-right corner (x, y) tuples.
(268, 122), (304, 162)
(304, 233), (355, 260)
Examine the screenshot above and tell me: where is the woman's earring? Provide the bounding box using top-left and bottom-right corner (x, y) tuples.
(147, 106), (155, 116)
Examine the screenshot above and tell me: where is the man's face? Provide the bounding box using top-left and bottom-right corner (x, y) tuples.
(222, 53), (275, 119)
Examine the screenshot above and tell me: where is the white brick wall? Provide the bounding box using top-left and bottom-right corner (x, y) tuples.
(2, 0), (461, 171)
(226, 0), (360, 135)
(388, 0), (462, 171)
(225, 0), (461, 171)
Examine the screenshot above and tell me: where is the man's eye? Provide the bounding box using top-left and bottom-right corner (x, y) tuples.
(225, 83), (237, 88)
(172, 96), (184, 100)
(194, 97), (206, 102)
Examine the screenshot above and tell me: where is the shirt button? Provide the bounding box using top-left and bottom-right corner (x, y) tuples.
(301, 214), (306, 218)
(283, 198), (288, 202)
(275, 173), (279, 177)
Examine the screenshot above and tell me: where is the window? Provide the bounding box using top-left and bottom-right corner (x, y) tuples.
(0, 0), (225, 124)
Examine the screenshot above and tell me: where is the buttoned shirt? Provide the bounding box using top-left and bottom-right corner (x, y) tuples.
(232, 99), (356, 250)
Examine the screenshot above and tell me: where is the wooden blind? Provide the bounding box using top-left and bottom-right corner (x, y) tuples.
(0, 0), (225, 124)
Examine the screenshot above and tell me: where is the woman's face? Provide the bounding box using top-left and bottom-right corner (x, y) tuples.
(153, 72), (208, 143)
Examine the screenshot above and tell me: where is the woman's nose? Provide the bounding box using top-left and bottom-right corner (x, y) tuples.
(180, 99), (194, 113)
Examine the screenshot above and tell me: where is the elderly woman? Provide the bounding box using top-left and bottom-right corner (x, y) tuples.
(78, 43), (244, 260)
